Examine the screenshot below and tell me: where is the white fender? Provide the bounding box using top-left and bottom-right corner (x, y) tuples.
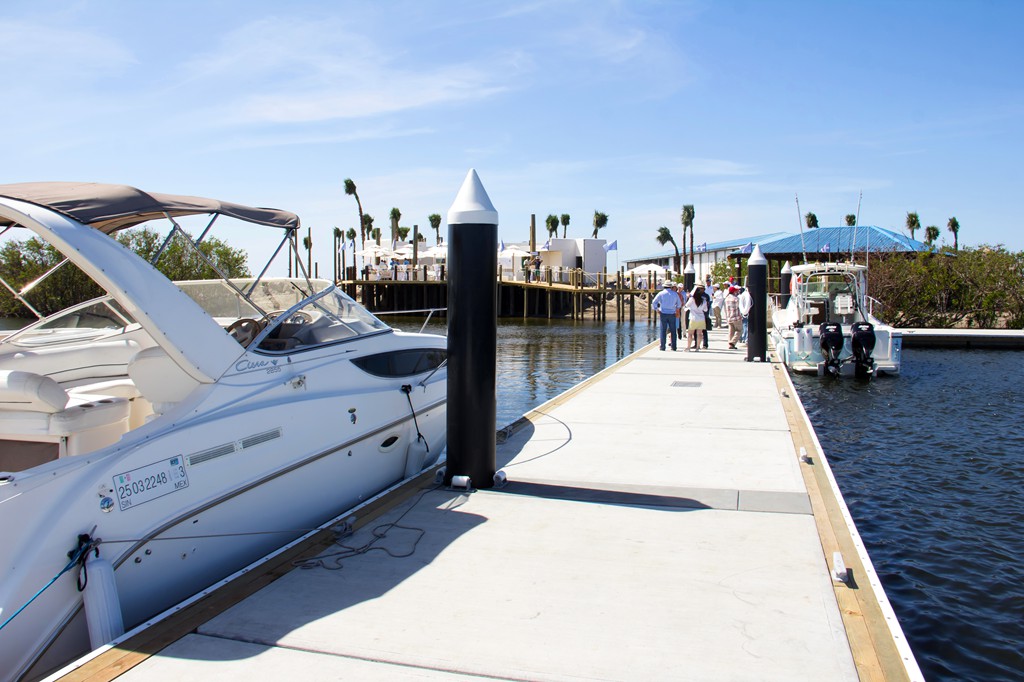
(82, 552), (124, 648)
(403, 438), (429, 479)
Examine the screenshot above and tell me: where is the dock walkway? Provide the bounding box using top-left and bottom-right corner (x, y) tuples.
(54, 331), (921, 681)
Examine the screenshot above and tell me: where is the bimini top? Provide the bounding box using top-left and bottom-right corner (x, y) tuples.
(0, 182), (300, 234)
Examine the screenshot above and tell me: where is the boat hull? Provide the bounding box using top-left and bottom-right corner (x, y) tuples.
(1, 362), (446, 682)
(772, 325), (902, 376)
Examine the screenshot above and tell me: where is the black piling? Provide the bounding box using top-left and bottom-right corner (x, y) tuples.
(746, 244), (768, 362)
(445, 169), (498, 489)
(779, 260), (792, 309)
(683, 262), (695, 292)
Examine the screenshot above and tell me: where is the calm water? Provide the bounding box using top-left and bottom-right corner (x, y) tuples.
(403, 316), (659, 429)
(793, 350), (1024, 682)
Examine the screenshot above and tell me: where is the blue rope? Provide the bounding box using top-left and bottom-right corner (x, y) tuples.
(0, 543), (90, 633)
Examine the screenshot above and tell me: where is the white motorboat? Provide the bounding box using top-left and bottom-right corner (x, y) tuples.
(0, 183), (447, 681)
(771, 262), (901, 378)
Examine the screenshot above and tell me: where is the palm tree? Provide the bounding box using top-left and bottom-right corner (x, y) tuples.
(302, 231), (312, 276)
(560, 213), (570, 239)
(545, 214), (559, 239)
(389, 207), (402, 246)
(428, 213), (442, 244)
(397, 226), (410, 241)
(906, 212), (921, 241)
(333, 226), (342, 281)
(681, 204), (695, 266)
(362, 214), (376, 245)
(805, 212), (818, 229)
(925, 225), (940, 247)
(845, 214), (856, 226)
(343, 178), (365, 248)
(947, 216), (960, 251)
(656, 226), (681, 273)
(592, 211), (608, 239)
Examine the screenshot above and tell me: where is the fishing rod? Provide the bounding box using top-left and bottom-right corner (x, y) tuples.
(850, 190), (862, 263)
(795, 193), (808, 263)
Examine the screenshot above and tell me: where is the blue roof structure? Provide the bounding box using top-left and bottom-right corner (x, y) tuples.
(630, 231), (791, 262)
(732, 226), (927, 257)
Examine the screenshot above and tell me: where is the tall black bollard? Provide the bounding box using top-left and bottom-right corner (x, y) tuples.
(746, 245), (768, 362)
(445, 169), (498, 489)
(779, 261), (792, 309)
(683, 262), (695, 292)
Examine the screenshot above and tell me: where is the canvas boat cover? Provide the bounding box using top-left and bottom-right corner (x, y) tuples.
(0, 182), (300, 233)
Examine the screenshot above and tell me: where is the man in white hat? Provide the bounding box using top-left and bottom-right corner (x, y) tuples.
(725, 284), (743, 348)
(652, 281), (682, 351)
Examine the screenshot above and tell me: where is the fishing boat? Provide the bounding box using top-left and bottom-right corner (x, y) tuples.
(771, 261), (901, 378)
(0, 183), (447, 681)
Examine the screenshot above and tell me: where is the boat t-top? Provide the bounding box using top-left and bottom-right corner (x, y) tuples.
(0, 182), (447, 681)
(771, 261), (901, 378)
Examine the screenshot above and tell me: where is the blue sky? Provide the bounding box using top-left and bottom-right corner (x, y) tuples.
(2, 0), (1021, 272)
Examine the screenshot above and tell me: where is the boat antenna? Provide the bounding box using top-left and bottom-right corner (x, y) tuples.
(795, 193), (808, 264)
(850, 190), (862, 263)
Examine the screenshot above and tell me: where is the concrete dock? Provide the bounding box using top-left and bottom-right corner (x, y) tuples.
(51, 331), (922, 681)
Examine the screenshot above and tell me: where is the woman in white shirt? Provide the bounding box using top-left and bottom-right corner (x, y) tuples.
(685, 285), (708, 351)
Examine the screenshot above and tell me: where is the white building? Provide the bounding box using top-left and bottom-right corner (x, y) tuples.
(500, 238), (610, 284)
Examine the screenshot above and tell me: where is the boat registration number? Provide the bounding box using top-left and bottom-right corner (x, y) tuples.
(113, 456), (189, 512)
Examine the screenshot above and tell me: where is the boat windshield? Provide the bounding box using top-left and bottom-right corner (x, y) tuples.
(253, 286), (391, 353)
(1, 297), (137, 348)
(174, 278), (330, 326)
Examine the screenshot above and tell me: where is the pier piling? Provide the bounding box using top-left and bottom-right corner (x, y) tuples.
(746, 244), (768, 362)
(445, 169), (498, 489)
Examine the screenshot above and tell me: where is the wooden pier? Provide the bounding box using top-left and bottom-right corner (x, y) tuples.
(339, 265), (662, 322)
(48, 329), (922, 682)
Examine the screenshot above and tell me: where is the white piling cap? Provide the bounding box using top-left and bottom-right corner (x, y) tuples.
(683, 262), (695, 273)
(781, 260), (792, 273)
(447, 169), (498, 225)
(748, 244), (767, 266)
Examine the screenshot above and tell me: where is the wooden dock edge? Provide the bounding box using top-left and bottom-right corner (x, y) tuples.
(770, 352), (925, 682)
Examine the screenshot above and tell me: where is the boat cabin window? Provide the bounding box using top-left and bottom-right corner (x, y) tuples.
(255, 287), (390, 353)
(352, 349), (447, 378)
(2, 297), (136, 348)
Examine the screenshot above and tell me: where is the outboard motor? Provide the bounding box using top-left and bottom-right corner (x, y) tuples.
(818, 322), (844, 377)
(850, 321), (876, 380)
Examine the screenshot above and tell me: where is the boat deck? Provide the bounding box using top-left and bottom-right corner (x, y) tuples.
(50, 330), (921, 681)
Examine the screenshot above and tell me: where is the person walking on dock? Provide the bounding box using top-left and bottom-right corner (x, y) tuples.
(712, 284), (724, 328)
(704, 275), (717, 330)
(652, 281), (682, 351)
(675, 281), (687, 338)
(738, 286), (752, 343)
(725, 285), (743, 349)
(685, 285), (708, 351)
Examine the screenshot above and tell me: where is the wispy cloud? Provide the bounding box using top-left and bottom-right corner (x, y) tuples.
(0, 20), (136, 86)
(181, 18), (511, 126)
(664, 157), (759, 177)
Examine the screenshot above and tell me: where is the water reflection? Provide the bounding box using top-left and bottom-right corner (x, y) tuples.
(394, 316), (657, 428)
